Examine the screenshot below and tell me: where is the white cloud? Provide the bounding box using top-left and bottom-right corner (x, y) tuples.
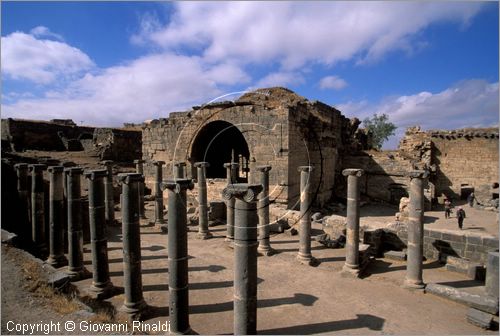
(1, 30), (94, 84)
(255, 71), (304, 88)
(319, 75), (347, 90)
(2, 52), (251, 126)
(338, 79), (499, 149)
(135, 2), (483, 69)
(30, 26), (64, 41)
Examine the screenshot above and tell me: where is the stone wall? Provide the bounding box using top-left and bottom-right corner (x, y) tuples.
(1, 118), (142, 163)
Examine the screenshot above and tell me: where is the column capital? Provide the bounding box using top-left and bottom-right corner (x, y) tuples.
(194, 162), (210, 168)
(117, 173), (144, 184)
(256, 165), (272, 173)
(101, 160), (113, 166)
(84, 169), (108, 180)
(161, 178), (194, 193)
(153, 160), (165, 166)
(48, 166), (65, 173)
(133, 159), (145, 164)
(174, 162), (186, 167)
(64, 167), (84, 176)
(61, 161), (76, 168)
(14, 163), (29, 170)
(222, 183), (263, 202)
(29, 164), (47, 172)
(223, 162), (239, 169)
(298, 165), (314, 173)
(342, 168), (364, 177)
(407, 170), (429, 179)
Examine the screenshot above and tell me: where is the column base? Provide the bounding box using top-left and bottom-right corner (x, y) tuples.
(224, 238), (234, 249)
(66, 267), (92, 281)
(120, 300), (148, 320)
(88, 281), (118, 300)
(403, 278), (426, 291)
(46, 255), (68, 268)
(297, 253), (318, 266)
(341, 264), (360, 278)
(196, 231), (213, 240)
(258, 246), (276, 256)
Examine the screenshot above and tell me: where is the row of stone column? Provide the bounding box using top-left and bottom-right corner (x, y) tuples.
(339, 168), (429, 290)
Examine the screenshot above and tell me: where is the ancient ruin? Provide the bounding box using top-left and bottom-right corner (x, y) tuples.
(1, 87), (498, 334)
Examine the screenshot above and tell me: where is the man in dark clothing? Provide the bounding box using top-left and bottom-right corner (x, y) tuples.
(444, 199), (452, 219)
(456, 207), (466, 230)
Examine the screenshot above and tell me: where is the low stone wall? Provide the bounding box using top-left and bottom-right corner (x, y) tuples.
(393, 228), (498, 264)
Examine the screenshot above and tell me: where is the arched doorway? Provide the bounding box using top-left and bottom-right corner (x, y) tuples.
(190, 120), (250, 180)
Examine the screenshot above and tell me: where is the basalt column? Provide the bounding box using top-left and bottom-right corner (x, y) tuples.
(153, 161), (165, 227)
(134, 160), (146, 219)
(119, 173), (147, 318)
(65, 167), (91, 280)
(297, 166), (316, 266)
(174, 162), (186, 179)
(30, 164), (47, 256)
(101, 160), (115, 226)
(341, 169), (364, 277)
(85, 169), (115, 299)
(195, 162), (212, 239)
(224, 162), (239, 244)
(161, 178), (194, 334)
(256, 165), (275, 256)
(15, 163), (30, 241)
(47, 166), (68, 268)
(404, 170), (429, 290)
(222, 184), (262, 335)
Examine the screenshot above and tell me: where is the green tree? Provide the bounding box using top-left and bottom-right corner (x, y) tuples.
(362, 113), (397, 150)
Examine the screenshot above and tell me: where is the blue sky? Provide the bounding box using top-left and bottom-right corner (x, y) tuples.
(2, 1), (498, 148)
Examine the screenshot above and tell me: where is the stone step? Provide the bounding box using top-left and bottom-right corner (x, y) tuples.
(466, 308), (494, 329)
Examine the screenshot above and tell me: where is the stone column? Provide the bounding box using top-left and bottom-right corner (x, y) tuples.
(194, 162), (212, 239)
(134, 159), (146, 219)
(341, 169), (364, 277)
(119, 173), (147, 318)
(153, 161), (165, 227)
(161, 178), (194, 334)
(256, 165), (275, 256)
(65, 167), (91, 280)
(85, 170), (115, 299)
(47, 166), (68, 268)
(224, 162), (239, 244)
(101, 160), (115, 226)
(297, 166), (316, 266)
(62, 161), (75, 253)
(29, 164), (47, 256)
(15, 163), (31, 241)
(222, 183), (262, 335)
(174, 162), (186, 178)
(404, 170), (429, 290)
(485, 252), (499, 299)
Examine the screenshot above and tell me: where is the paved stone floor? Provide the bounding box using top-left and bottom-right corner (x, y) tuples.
(69, 202), (498, 335)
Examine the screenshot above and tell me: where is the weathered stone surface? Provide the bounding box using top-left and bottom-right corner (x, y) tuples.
(466, 308), (494, 329)
(384, 250), (407, 261)
(425, 283), (499, 314)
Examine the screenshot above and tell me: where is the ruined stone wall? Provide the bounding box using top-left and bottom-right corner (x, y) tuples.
(1, 118), (95, 152)
(142, 99), (290, 204)
(93, 128), (142, 162)
(287, 101), (344, 208)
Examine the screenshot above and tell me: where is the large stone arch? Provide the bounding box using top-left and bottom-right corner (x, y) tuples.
(189, 120), (250, 179)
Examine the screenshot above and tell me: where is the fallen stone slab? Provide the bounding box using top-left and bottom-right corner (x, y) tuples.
(425, 283), (499, 315)
(466, 307), (494, 329)
(1, 229), (17, 245)
(384, 250), (407, 261)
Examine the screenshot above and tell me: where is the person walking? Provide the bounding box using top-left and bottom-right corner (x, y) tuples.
(444, 198), (452, 219)
(456, 207), (466, 230)
(467, 192), (475, 207)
